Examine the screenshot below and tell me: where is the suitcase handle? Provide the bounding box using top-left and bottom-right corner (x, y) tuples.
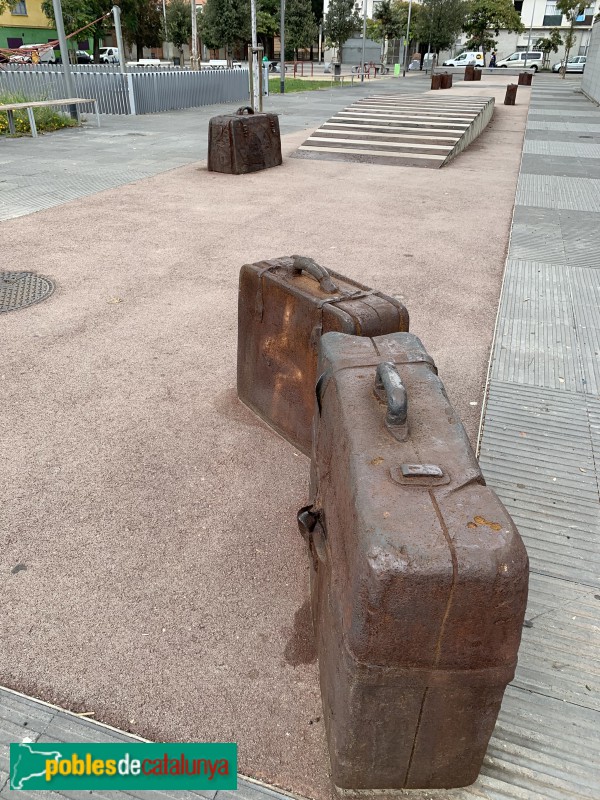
(375, 362), (408, 441)
(236, 106), (255, 115)
(286, 255), (339, 294)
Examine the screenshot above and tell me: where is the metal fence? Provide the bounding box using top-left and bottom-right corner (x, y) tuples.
(0, 67), (249, 115)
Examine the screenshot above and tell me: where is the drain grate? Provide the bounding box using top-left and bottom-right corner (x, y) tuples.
(0, 271), (55, 313)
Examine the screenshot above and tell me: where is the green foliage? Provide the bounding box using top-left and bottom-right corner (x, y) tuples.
(268, 77), (345, 91)
(286, 0), (318, 54)
(535, 28), (563, 53)
(200, 0), (250, 59)
(41, 0), (113, 60)
(166, 0), (192, 49)
(373, 0), (404, 41)
(0, 1), (18, 15)
(556, 0), (586, 76)
(0, 92), (79, 136)
(535, 27), (562, 67)
(257, 0), (279, 38)
(414, 0), (468, 54)
(323, 0), (360, 62)
(462, 0), (524, 54)
(120, 0), (164, 58)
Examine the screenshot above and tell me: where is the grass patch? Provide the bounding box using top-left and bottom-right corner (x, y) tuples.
(268, 78), (345, 93)
(0, 92), (79, 136)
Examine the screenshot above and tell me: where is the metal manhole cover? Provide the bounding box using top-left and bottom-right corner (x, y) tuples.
(0, 271), (55, 313)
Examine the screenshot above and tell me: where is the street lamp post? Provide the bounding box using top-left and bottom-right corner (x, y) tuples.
(402, 0), (412, 77)
(361, 0), (367, 81)
(280, 0), (285, 93)
(51, 0), (76, 118)
(524, 0), (537, 67)
(191, 0), (198, 69)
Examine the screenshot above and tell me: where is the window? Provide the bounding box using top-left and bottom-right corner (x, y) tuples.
(543, 1), (562, 25)
(10, 1), (27, 15)
(508, 52), (520, 60)
(514, 0), (523, 11)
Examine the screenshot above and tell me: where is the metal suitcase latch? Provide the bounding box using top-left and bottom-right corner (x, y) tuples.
(402, 464), (443, 478)
(390, 463), (450, 487)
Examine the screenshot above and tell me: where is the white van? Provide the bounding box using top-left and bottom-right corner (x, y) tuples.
(99, 46), (119, 64)
(9, 44), (55, 64)
(442, 51), (484, 67)
(495, 51), (544, 71)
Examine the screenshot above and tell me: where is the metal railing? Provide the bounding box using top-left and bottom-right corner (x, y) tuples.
(0, 67), (250, 115)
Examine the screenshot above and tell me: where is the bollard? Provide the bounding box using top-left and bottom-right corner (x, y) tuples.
(504, 84), (518, 105)
(440, 72), (453, 89)
(464, 64), (475, 81)
(473, 68), (482, 81)
(431, 73), (441, 90)
(518, 71), (532, 86)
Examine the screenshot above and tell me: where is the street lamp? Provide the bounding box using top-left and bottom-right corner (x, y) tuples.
(402, 0), (412, 77)
(524, 0), (537, 68)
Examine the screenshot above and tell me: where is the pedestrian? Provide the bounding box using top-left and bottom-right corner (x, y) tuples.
(490, 51), (497, 68)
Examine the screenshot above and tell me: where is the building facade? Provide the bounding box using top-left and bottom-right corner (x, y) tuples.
(0, 0), (57, 51)
(451, 0), (600, 62)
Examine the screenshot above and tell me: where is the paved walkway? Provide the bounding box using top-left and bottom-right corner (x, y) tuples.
(1, 74), (598, 800)
(0, 686), (292, 800)
(0, 76), (426, 222)
(477, 78), (600, 799)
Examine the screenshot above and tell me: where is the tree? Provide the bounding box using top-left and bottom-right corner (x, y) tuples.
(200, 0), (250, 64)
(414, 0), (468, 56)
(535, 28), (562, 68)
(41, 0), (113, 62)
(462, 0), (524, 61)
(373, 0), (404, 63)
(120, 0), (163, 60)
(556, 0), (586, 77)
(0, 0), (24, 15)
(166, 0), (192, 64)
(257, 0), (279, 55)
(323, 0), (360, 63)
(286, 0), (318, 58)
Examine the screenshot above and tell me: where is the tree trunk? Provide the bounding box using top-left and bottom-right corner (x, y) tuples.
(137, 39), (144, 61)
(93, 33), (100, 63)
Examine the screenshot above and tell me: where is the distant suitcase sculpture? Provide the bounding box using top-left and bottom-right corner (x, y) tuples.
(299, 332), (529, 790)
(237, 256), (409, 455)
(208, 106), (282, 174)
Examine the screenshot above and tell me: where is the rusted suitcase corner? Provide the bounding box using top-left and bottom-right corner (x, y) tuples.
(237, 255), (409, 454)
(303, 331), (529, 791)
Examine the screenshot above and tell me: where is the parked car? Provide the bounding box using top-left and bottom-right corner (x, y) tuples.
(99, 46), (119, 64)
(552, 56), (586, 73)
(442, 51), (484, 67)
(495, 51), (544, 71)
(9, 43), (55, 64)
(76, 50), (92, 63)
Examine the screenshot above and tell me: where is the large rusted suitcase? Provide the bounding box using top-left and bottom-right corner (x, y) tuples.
(207, 106), (282, 174)
(237, 256), (409, 455)
(299, 332), (529, 790)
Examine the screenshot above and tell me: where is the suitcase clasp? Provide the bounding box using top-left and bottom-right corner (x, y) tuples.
(297, 504), (328, 566)
(374, 362), (408, 442)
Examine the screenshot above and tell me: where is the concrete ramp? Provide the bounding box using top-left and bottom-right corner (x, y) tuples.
(294, 94), (495, 168)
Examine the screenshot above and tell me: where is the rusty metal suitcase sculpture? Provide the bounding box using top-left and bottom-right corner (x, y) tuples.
(208, 106), (282, 174)
(237, 256), (409, 455)
(298, 331), (529, 790)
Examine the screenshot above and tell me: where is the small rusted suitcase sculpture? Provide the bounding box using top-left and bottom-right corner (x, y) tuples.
(237, 256), (409, 455)
(208, 106), (282, 174)
(298, 332), (529, 790)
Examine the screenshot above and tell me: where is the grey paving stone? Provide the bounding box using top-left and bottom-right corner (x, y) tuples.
(521, 153), (600, 179)
(523, 139), (600, 158)
(516, 174), (600, 211)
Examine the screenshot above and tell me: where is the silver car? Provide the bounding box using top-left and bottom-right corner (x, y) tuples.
(552, 56), (586, 73)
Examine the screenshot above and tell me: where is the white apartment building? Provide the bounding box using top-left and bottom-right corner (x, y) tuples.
(452, 0), (600, 62)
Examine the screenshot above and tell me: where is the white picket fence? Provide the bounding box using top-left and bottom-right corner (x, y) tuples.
(0, 67), (250, 114)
